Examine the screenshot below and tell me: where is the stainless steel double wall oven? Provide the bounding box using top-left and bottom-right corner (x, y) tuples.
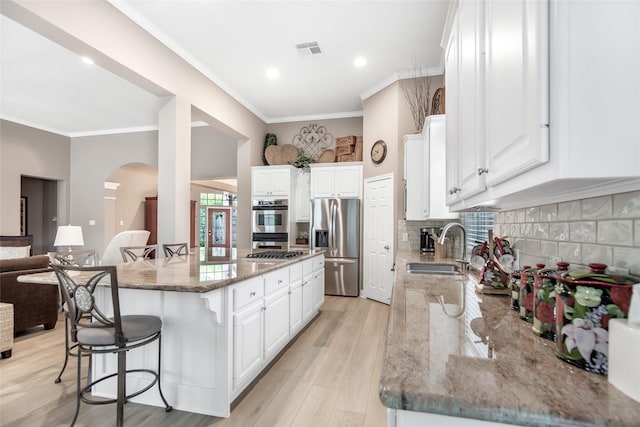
(251, 199), (289, 250)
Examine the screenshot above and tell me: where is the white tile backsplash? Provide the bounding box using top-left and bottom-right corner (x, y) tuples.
(526, 239), (541, 256)
(582, 244), (613, 266)
(526, 207), (540, 222)
(494, 190), (640, 275)
(539, 204), (557, 222)
(613, 191), (640, 217)
(558, 200), (581, 220)
(597, 220), (633, 246)
(558, 242), (581, 263)
(569, 222), (596, 243)
(582, 195), (612, 219)
(549, 222), (570, 241)
(540, 240), (558, 258)
(613, 247), (640, 274)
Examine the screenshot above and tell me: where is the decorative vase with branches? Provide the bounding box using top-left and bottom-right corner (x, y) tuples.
(400, 68), (432, 133)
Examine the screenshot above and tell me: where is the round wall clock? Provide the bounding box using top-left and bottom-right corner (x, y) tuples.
(371, 140), (387, 164)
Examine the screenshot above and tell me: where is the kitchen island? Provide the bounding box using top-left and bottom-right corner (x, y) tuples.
(21, 248), (325, 417)
(380, 250), (640, 427)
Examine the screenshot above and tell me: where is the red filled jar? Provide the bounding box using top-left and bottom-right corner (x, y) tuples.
(519, 264), (544, 323)
(509, 268), (524, 311)
(554, 263), (639, 375)
(532, 262), (569, 341)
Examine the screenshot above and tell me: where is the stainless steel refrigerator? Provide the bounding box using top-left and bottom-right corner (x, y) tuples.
(310, 198), (360, 296)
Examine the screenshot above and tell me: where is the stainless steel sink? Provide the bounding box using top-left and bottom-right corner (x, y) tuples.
(406, 262), (460, 275)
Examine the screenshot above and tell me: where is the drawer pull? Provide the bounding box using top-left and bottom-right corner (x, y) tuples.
(250, 291), (256, 297)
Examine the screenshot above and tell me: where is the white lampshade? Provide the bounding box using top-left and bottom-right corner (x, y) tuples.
(54, 225), (84, 247)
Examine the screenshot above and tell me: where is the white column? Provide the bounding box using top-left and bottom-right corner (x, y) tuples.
(158, 96), (191, 248)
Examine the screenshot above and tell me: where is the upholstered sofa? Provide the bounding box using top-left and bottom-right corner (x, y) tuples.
(0, 254), (58, 334)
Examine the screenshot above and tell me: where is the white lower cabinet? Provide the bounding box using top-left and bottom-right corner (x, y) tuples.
(289, 279), (303, 333)
(301, 259), (314, 322)
(289, 261), (303, 334)
(230, 255), (324, 397)
(264, 286), (290, 360)
(232, 298), (264, 391)
(312, 256), (325, 312)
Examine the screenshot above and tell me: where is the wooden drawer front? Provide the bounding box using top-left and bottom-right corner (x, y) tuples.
(233, 277), (264, 311)
(312, 256), (324, 271)
(264, 268), (289, 295)
(289, 263), (303, 282)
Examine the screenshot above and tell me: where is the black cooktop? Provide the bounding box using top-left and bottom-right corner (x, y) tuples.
(246, 250), (305, 259)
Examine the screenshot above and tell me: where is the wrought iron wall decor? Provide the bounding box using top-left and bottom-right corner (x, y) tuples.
(292, 123), (334, 160)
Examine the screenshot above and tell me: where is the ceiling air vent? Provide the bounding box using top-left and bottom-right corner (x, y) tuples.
(296, 41), (322, 57)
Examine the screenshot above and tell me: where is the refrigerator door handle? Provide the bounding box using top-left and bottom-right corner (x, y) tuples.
(330, 200), (337, 250)
(325, 258), (357, 264)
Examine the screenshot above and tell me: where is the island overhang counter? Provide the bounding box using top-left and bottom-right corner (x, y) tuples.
(20, 249), (326, 418)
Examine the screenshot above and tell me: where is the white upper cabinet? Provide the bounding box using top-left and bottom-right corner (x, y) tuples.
(443, 0), (640, 210)
(404, 134), (425, 218)
(483, 0), (549, 187)
(310, 164), (362, 199)
(295, 170), (311, 222)
(251, 166), (293, 198)
(404, 115), (458, 220)
(445, 0), (486, 205)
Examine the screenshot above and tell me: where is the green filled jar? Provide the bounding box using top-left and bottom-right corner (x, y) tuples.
(519, 264), (544, 322)
(555, 263), (638, 375)
(532, 262), (569, 341)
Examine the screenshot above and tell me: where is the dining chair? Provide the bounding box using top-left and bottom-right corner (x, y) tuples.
(162, 242), (188, 258)
(101, 230), (150, 265)
(120, 245), (157, 262)
(51, 265), (172, 427)
(50, 249), (98, 384)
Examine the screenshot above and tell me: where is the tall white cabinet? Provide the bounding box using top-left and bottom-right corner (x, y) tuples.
(443, 0), (640, 211)
(404, 115), (458, 220)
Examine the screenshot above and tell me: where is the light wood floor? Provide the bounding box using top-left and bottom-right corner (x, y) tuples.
(0, 296), (389, 427)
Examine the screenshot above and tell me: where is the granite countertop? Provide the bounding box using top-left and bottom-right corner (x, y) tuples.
(379, 250), (640, 427)
(19, 249), (324, 293)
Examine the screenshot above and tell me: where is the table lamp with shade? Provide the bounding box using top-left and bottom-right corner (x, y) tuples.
(54, 225), (84, 263)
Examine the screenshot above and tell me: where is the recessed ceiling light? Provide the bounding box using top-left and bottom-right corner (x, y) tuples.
(81, 56), (95, 65)
(354, 57), (367, 67)
(266, 67), (280, 79)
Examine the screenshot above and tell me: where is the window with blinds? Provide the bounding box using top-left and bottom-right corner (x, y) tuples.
(461, 211), (495, 256)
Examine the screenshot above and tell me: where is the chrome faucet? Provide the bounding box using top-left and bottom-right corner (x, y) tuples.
(437, 222), (467, 262)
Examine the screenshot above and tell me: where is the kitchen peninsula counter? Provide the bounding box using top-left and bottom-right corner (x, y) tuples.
(21, 248), (325, 418)
(21, 248), (324, 292)
(380, 250), (640, 427)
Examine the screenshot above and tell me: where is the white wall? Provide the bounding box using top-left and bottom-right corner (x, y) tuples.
(5, 1), (266, 248)
(71, 131), (158, 255)
(362, 76), (444, 250)
(191, 125), (237, 180)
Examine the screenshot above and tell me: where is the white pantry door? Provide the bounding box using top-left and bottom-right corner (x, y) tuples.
(363, 174), (394, 304)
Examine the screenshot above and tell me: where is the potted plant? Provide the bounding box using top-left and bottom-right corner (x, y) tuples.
(289, 149), (314, 173)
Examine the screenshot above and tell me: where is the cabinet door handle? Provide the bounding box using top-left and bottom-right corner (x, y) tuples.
(477, 168), (489, 176)
(449, 187), (461, 195)
(250, 291), (256, 297)
(384, 245), (390, 250)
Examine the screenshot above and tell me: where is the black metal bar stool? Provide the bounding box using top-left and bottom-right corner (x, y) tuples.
(52, 265), (172, 426)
